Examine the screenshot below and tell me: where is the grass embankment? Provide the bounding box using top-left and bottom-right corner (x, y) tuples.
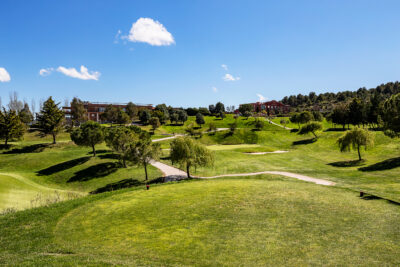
(1, 176), (399, 266)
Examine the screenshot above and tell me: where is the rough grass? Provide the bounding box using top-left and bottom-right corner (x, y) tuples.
(1, 177), (399, 266)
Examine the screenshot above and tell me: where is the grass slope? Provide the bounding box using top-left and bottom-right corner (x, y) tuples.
(1, 176), (399, 266)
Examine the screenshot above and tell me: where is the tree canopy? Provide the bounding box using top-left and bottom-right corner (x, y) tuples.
(0, 108), (25, 145)
(337, 127), (374, 161)
(37, 97), (65, 144)
(70, 121), (104, 156)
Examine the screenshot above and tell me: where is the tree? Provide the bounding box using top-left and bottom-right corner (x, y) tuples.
(0, 108), (25, 145)
(208, 122), (217, 133)
(299, 122), (322, 138)
(170, 137), (214, 178)
(126, 102), (138, 121)
(239, 104), (253, 115)
(177, 110), (188, 125)
(208, 104), (216, 114)
(254, 118), (264, 131)
(19, 103), (33, 124)
(155, 104), (170, 124)
(70, 97), (86, 126)
(7, 92), (23, 112)
(195, 113), (205, 126)
(198, 107), (211, 116)
(116, 109), (130, 125)
(101, 105), (119, 124)
(229, 120), (238, 134)
(312, 111), (323, 122)
(243, 111), (252, 119)
(299, 111), (313, 124)
(37, 97), (65, 144)
(105, 126), (139, 167)
(127, 132), (161, 180)
(330, 104), (348, 129)
(149, 117), (161, 133)
(139, 109), (151, 125)
(70, 121), (104, 156)
(381, 93), (400, 138)
(337, 128), (374, 161)
(170, 113), (179, 125)
(280, 119), (287, 129)
(218, 111), (225, 119)
(215, 102), (225, 114)
(348, 98), (365, 126)
(289, 113), (301, 128)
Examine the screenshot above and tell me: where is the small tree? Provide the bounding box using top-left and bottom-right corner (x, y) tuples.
(290, 113), (300, 128)
(70, 121), (104, 156)
(229, 120), (237, 134)
(170, 137), (214, 178)
(177, 110), (188, 125)
(218, 111), (226, 119)
(299, 122), (322, 138)
(126, 102), (138, 121)
(139, 110), (151, 125)
(170, 113), (179, 125)
(239, 104), (253, 115)
(105, 126), (139, 167)
(0, 108), (25, 145)
(70, 97), (86, 126)
(208, 122), (217, 133)
(101, 105), (119, 124)
(382, 93), (400, 138)
(280, 119), (287, 129)
(149, 117), (160, 133)
(37, 97), (65, 144)
(19, 103), (34, 124)
(196, 113), (205, 126)
(116, 109), (130, 125)
(243, 111), (252, 119)
(254, 118), (264, 131)
(127, 133), (161, 180)
(337, 128), (374, 161)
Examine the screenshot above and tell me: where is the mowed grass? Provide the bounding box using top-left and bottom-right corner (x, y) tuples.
(1, 176), (399, 266)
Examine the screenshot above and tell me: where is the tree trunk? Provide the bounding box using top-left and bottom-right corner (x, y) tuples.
(92, 144), (96, 157)
(52, 133), (56, 144)
(4, 136), (8, 146)
(186, 164), (191, 178)
(312, 131), (317, 139)
(144, 163), (148, 181)
(357, 145), (362, 161)
(123, 158), (127, 168)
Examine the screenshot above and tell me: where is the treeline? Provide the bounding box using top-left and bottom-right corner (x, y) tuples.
(281, 81), (400, 112)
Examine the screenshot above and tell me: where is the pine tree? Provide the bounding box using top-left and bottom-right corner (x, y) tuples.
(37, 97), (65, 144)
(0, 108), (25, 145)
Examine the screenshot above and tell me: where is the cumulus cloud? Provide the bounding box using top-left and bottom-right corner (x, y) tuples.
(221, 64), (228, 71)
(123, 18), (175, 46)
(212, 86), (218, 93)
(223, 73), (240, 81)
(257, 94), (267, 102)
(39, 68), (54, 76)
(0, 67), (11, 82)
(57, 65), (100, 80)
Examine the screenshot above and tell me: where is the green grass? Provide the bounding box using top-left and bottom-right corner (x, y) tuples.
(1, 176), (399, 266)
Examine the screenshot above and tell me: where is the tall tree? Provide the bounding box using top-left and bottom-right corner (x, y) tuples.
(382, 93), (400, 137)
(7, 92), (23, 112)
(127, 132), (161, 180)
(126, 102), (138, 121)
(70, 121), (104, 156)
(37, 97), (65, 144)
(70, 97), (87, 126)
(19, 103), (33, 124)
(105, 126), (139, 167)
(337, 128), (374, 161)
(239, 104), (253, 114)
(215, 102), (225, 114)
(100, 105), (119, 124)
(170, 137), (214, 178)
(0, 108), (25, 145)
(139, 109), (151, 125)
(195, 113), (205, 126)
(149, 117), (161, 133)
(348, 98), (365, 126)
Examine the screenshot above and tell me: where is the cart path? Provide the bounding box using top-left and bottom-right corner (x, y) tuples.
(150, 161), (335, 186)
(152, 128), (229, 142)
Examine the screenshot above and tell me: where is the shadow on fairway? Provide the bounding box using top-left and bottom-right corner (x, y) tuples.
(325, 128), (347, 132)
(98, 153), (120, 160)
(292, 138), (317, 145)
(359, 157), (400, 172)
(90, 178), (142, 194)
(67, 162), (120, 182)
(328, 159), (365, 167)
(3, 143), (49, 154)
(37, 156), (92, 176)
(88, 149), (110, 155)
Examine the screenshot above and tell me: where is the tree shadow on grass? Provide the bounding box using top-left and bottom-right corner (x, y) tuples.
(98, 153), (120, 160)
(328, 159), (365, 168)
(3, 143), (49, 154)
(67, 162), (120, 182)
(359, 157), (400, 172)
(37, 156), (91, 176)
(88, 149), (110, 155)
(292, 138), (317, 146)
(290, 129), (299, 133)
(90, 178), (142, 194)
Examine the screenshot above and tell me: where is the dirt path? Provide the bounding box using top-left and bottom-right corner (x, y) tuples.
(150, 161), (335, 186)
(266, 119), (292, 130)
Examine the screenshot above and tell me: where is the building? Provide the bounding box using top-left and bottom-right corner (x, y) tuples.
(63, 101), (153, 123)
(238, 100), (290, 115)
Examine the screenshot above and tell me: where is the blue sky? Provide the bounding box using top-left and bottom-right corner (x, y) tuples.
(1, 0), (400, 110)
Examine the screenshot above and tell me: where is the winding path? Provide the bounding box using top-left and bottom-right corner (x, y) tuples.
(150, 161), (335, 186)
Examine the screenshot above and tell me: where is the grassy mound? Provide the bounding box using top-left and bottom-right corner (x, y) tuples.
(7, 178), (390, 266)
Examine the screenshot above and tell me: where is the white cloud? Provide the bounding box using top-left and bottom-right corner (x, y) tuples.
(57, 65), (100, 81)
(223, 73), (240, 81)
(123, 18), (175, 46)
(221, 64), (228, 71)
(257, 94), (267, 102)
(0, 67), (11, 82)
(39, 68), (54, 76)
(212, 86), (218, 93)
